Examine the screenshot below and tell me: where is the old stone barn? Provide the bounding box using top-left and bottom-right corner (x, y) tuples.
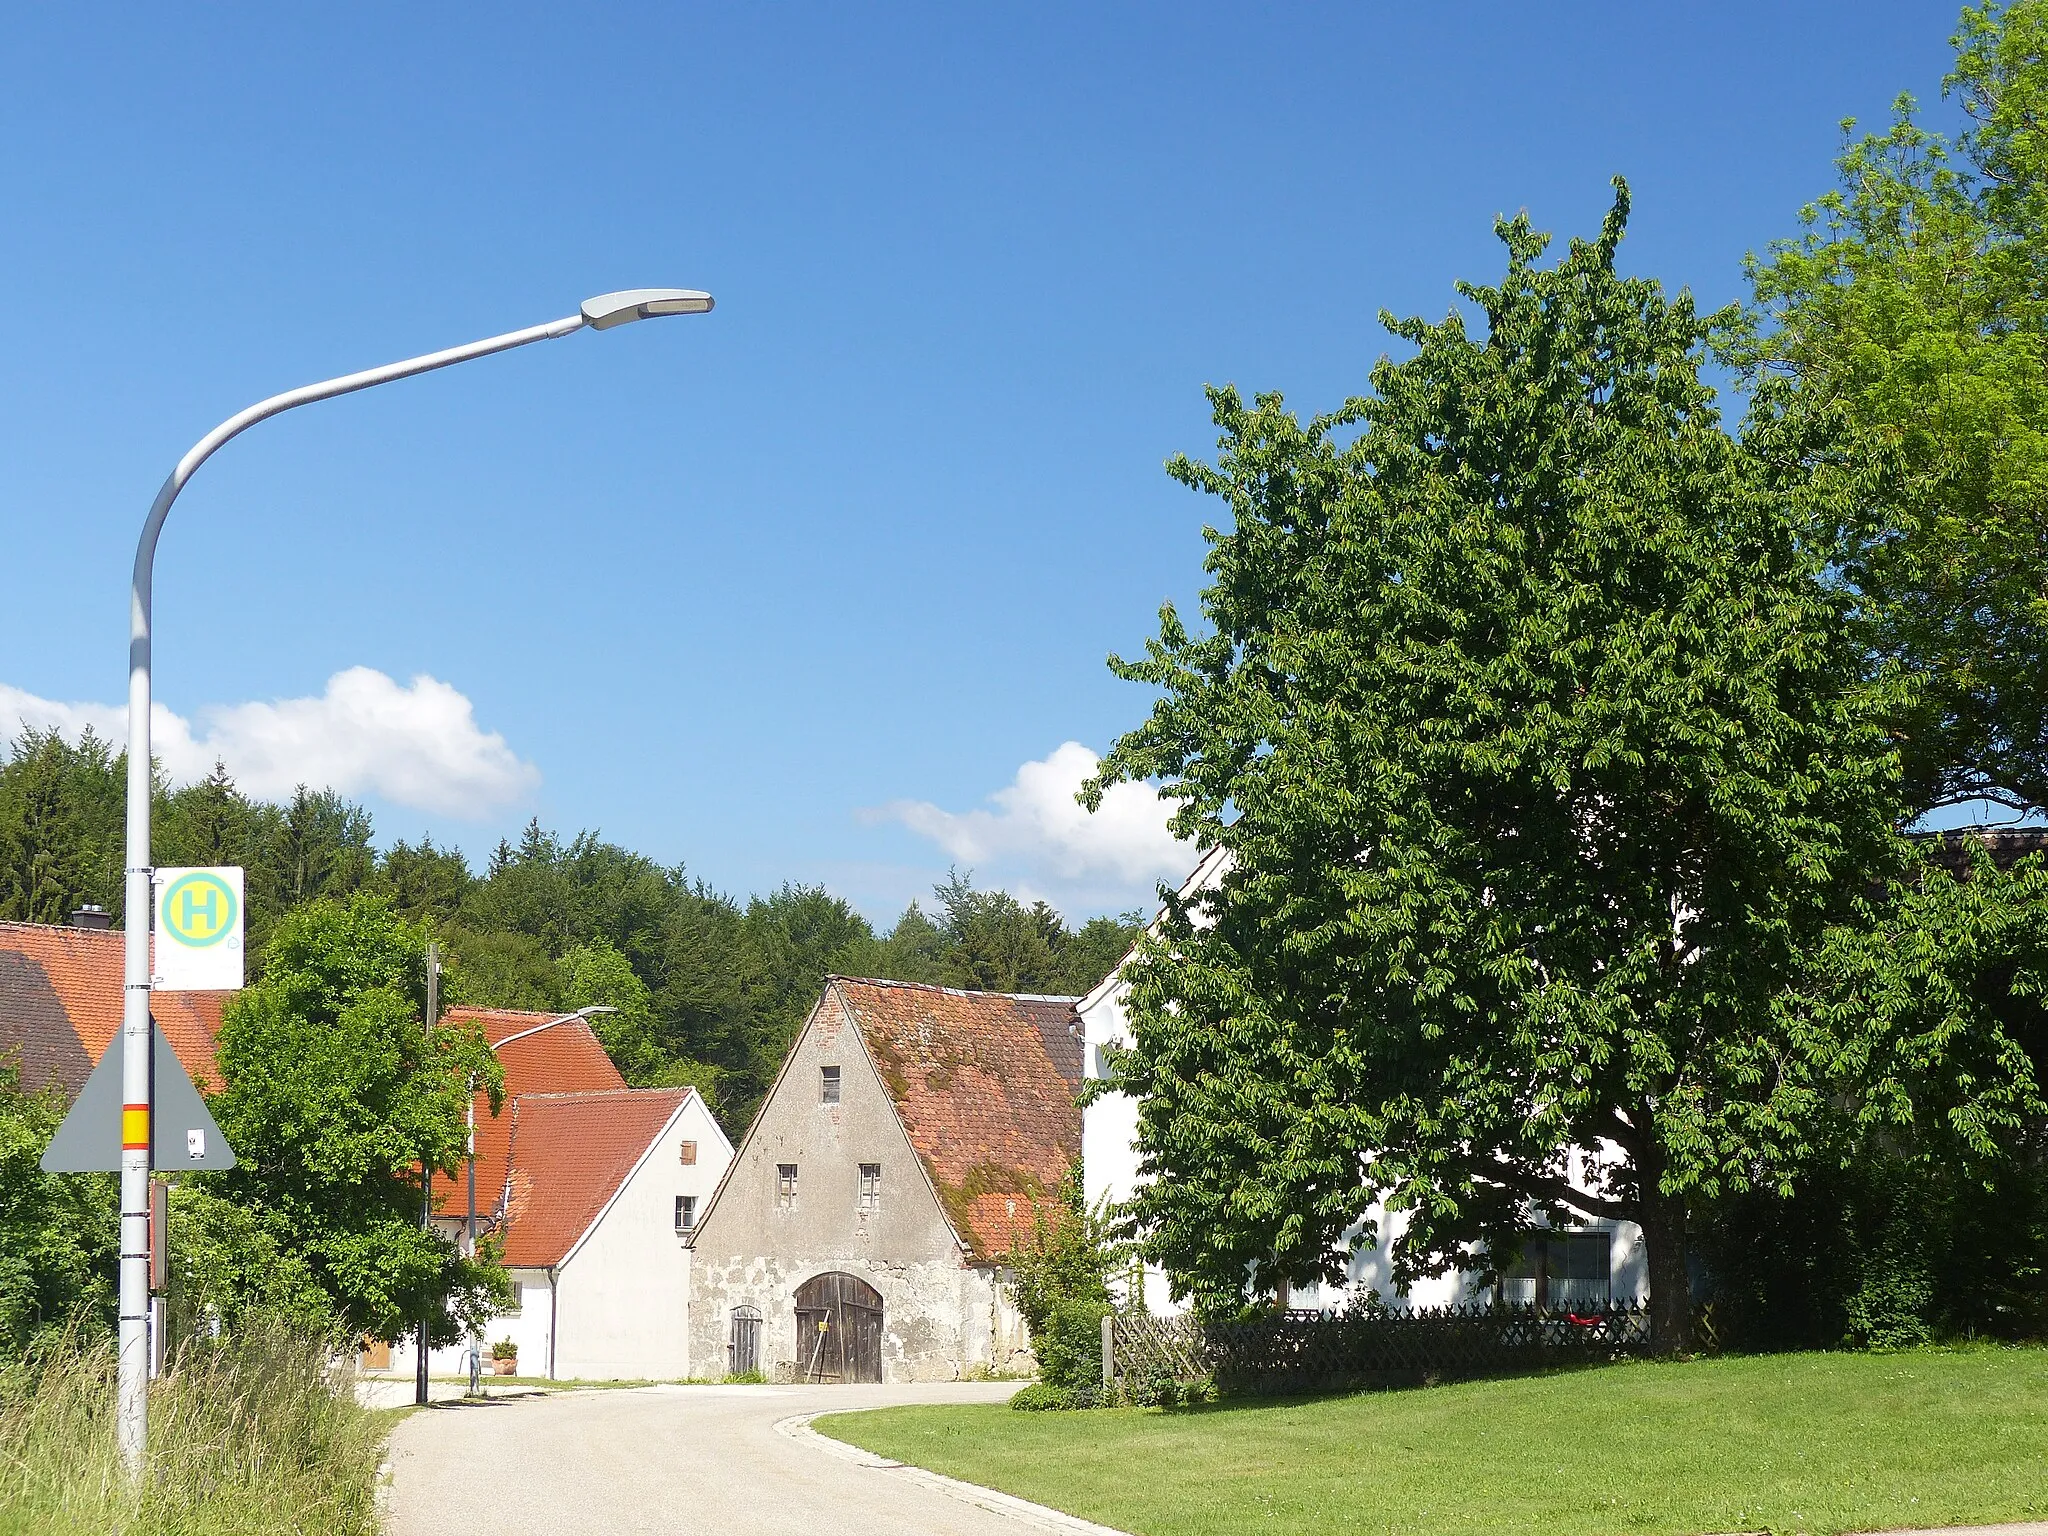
(686, 976), (1082, 1382)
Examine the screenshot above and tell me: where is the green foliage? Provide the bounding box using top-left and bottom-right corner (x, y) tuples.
(0, 1320), (385, 1536)
(1738, 0), (2048, 814)
(1008, 1380), (1100, 1411)
(1009, 1168), (1119, 1393)
(0, 1067), (115, 1352)
(0, 730), (122, 925)
(201, 892), (507, 1343)
(1697, 845), (2048, 1348)
(1086, 187), (1909, 1337)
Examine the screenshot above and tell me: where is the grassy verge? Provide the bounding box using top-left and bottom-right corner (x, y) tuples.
(817, 1347), (2048, 1536)
(0, 1321), (386, 1536)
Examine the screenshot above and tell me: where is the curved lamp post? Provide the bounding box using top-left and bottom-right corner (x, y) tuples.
(116, 291), (712, 1468)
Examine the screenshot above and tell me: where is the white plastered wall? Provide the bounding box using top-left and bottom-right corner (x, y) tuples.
(1079, 847), (1650, 1316)
(552, 1092), (733, 1380)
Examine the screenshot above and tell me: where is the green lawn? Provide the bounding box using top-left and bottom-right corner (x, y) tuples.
(816, 1348), (2048, 1536)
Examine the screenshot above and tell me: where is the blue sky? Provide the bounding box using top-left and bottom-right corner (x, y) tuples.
(0, 2), (1966, 921)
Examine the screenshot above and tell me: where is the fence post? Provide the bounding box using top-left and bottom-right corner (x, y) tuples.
(1101, 1313), (1115, 1390)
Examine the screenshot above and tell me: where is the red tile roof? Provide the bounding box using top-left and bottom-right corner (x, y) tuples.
(430, 1008), (625, 1221)
(497, 1088), (693, 1266)
(0, 920), (226, 1096)
(830, 977), (1082, 1261)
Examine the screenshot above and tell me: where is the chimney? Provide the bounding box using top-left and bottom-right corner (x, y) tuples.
(70, 905), (112, 931)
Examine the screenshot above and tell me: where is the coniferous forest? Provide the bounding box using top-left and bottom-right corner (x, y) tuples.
(0, 729), (1138, 1134)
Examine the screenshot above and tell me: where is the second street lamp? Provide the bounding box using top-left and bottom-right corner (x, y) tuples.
(447, 1004), (616, 1396)
(115, 291), (711, 1471)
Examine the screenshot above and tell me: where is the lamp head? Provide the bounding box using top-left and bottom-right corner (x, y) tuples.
(580, 289), (715, 330)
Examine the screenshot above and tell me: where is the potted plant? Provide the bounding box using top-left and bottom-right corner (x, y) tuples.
(491, 1339), (519, 1376)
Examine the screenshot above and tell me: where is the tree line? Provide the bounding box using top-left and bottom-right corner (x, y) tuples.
(0, 734), (1137, 1135)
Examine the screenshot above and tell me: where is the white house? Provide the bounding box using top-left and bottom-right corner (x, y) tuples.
(1079, 850), (1649, 1316)
(379, 1007), (734, 1381)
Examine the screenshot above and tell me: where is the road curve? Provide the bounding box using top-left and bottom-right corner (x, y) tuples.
(382, 1380), (1034, 1536)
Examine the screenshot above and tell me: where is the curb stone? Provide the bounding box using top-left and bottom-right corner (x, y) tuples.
(775, 1412), (1134, 1536)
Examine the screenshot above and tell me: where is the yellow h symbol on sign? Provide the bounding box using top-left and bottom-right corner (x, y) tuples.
(161, 872), (237, 948)
(177, 883), (221, 937)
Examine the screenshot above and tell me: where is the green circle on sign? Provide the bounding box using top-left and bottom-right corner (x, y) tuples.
(162, 872), (237, 948)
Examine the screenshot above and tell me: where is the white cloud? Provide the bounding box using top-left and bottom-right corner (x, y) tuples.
(0, 668), (539, 819)
(873, 742), (1192, 915)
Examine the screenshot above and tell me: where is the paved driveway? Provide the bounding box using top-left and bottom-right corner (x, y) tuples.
(382, 1381), (1040, 1536)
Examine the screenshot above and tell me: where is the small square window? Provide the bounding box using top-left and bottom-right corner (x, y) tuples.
(777, 1163), (798, 1209)
(680, 1140), (698, 1166)
(675, 1195), (697, 1233)
(858, 1163), (881, 1214)
(820, 1065), (841, 1105)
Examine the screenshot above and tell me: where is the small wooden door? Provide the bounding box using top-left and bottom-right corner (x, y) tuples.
(729, 1306), (762, 1375)
(793, 1272), (883, 1383)
(360, 1339), (391, 1371)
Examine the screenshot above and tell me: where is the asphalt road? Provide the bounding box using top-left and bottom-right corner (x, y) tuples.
(381, 1380), (1049, 1536)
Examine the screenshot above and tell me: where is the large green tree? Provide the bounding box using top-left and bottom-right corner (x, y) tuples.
(1740, 0), (2048, 813)
(203, 892), (506, 1343)
(1087, 188), (1907, 1343)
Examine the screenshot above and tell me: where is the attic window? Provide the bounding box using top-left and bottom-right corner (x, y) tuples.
(858, 1163), (881, 1213)
(777, 1164), (798, 1209)
(674, 1195), (697, 1233)
(679, 1140), (698, 1166)
(820, 1065), (841, 1105)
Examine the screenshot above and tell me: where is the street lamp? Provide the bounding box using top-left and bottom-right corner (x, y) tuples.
(114, 293), (711, 1470)
(455, 1004), (616, 1395)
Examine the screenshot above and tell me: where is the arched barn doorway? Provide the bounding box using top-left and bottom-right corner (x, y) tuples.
(793, 1272), (884, 1383)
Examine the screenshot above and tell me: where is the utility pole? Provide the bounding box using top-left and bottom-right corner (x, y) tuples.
(416, 941), (439, 1407)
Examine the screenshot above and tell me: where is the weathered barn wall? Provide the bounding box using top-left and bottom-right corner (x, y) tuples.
(688, 991), (1026, 1381)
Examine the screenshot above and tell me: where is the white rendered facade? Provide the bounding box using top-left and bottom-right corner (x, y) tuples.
(1078, 850), (1649, 1316)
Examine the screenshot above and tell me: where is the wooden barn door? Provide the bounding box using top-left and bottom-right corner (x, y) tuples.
(793, 1272), (884, 1383)
(729, 1306), (762, 1376)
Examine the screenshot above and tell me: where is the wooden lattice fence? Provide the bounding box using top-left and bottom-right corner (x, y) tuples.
(1109, 1302), (1659, 1395)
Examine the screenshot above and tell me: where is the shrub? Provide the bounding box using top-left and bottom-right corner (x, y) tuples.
(1009, 1381), (1104, 1412)
(491, 1337), (518, 1361)
(1007, 1167), (1125, 1390)
(1009, 1382), (1073, 1411)
(1034, 1296), (1112, 1391)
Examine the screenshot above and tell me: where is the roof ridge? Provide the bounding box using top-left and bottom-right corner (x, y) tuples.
(514, 1086), (690, 1103)
(827, 974), (1080, 1004)
(0, 919), (120, 938)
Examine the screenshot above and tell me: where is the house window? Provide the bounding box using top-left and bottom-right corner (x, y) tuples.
(505, 1282), (524, 1317)
(777, 1163), (799, 1209)
(680, 1140), (698, 1166)
(821, 1065), (841, 1105)
(858, 1163), (881, 1213)
(675, 1195), (697, 1233)
(1500, 1231), (1611, 1310)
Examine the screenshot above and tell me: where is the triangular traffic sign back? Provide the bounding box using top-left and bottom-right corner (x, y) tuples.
(40, 1023), (236, 1172)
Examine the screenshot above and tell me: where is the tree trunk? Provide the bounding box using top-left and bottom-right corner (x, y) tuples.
(1636, 1166), (1691, 1356)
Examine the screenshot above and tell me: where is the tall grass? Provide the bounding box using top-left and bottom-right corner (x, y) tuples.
(0, 1319), (384, 1536)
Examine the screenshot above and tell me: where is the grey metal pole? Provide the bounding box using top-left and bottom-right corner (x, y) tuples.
(416, 942), (439, 1406)
(113, 299), (684, 1472)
